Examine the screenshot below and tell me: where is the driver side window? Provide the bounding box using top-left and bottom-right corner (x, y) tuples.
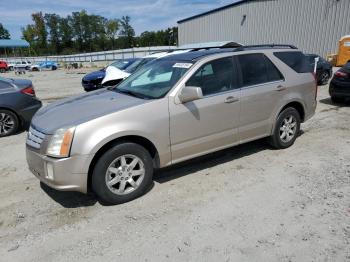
(186, 57), (238, 96)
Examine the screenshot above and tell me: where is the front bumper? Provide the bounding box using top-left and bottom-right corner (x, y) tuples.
(26, 147), (93, 193)
(82, 79), (103, 91)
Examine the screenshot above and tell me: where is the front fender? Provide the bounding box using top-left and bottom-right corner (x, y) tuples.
(70, 98), (171, 167)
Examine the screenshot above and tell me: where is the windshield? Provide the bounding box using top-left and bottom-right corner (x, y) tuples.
(125, 58), (155, 74)
(114, 60), (193, 99)
(110, 59), (135, 70)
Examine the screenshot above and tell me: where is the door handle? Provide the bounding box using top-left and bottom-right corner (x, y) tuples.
(275, 85), (287, 91)
(224, 96), (239, 103)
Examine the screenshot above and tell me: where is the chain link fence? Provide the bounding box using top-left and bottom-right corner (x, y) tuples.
(0, 46), (176, 64)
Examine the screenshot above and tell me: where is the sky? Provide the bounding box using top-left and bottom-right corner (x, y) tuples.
(0, 0), (237, 39)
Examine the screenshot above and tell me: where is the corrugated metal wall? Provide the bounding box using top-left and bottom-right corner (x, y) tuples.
(178, 0), (350, 56)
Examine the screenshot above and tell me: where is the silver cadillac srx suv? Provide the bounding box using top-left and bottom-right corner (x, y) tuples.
(26, 44), (317, 204)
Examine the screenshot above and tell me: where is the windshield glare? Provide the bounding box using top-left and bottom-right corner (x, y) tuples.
(125, 58), (154, 74)
(110, 60), (134, 70)
(115, 60), (192, 99)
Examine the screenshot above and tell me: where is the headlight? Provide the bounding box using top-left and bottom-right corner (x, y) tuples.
(47, 126), (75, 158)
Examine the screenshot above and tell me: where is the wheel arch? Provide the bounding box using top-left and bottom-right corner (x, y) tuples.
(279, 101), (305, 122)
(87, 135), (160, 192)
(270, 100), (305, 135)
(0, 106), (22, 126)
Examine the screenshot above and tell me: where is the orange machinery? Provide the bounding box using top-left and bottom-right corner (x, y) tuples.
(336, 35), (350, 66)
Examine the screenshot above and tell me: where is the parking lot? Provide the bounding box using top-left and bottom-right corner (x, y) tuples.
(0, 69), (349, 261)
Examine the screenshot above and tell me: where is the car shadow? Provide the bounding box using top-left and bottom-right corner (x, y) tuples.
(40, 182), (97, 208)
(154, 138), (272, 183)
(319, 97), (350, 106)
(40, 133), (305, 207)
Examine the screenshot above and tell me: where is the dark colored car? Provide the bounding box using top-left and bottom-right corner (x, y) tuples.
(305, 54), (332, 85)
(82, 58), (139, 91)
(0, 76), (42, 137)
(0, 61), (8, 73)
(329, 61), (350, 103)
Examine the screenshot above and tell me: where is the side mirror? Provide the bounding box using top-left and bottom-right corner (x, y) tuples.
(179, 86), (203, 103)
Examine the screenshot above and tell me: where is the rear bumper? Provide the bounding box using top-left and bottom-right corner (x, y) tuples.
(26, 147), (93, 193)
(329, 80), (350, 97)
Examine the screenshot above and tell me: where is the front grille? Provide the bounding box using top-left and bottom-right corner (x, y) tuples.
(26, 126), (46, 149)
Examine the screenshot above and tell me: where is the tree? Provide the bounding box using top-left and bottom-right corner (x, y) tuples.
(106, 19), (119, 49)
(31, 12), (47, 51)
(44, 13), (61, 53)
(120, 16), (135, 48)
(20, 11), (177, 55)
(0, 23), (10, 39)
(59, 16), (73, 52)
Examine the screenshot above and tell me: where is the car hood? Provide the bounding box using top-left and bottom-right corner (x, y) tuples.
(83, 70), (106, 81)
(31, 89), (148, 134)
(102, 66), (130, 84)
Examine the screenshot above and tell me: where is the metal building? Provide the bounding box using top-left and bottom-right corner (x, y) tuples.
(178, 0), (350, 56)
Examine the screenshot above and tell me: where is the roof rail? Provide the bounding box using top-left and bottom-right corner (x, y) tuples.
(178, 41), (243, 51)
(235, 44), (298, 51)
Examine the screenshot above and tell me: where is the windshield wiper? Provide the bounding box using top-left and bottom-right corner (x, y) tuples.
(114, 89), (150, 99)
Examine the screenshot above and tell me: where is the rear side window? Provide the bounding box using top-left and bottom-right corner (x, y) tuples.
(237, 53), (284, 87)
(274, 51), (312, 73)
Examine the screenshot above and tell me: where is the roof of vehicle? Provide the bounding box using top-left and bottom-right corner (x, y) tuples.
(160, 44), (299, 62)
(162, 48), (237, 62)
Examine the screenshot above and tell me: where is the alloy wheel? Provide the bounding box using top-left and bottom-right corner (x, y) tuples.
(0, 113), (15, 135)
(279, 115), (297, 143)
(105, 154), (145, 195)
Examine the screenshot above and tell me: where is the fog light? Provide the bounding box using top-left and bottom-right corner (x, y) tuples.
(46, 163), (54, 180)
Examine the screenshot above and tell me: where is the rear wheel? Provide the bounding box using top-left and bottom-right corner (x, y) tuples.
(268, 107), (301, 149)
(318, 71), (330, 85)
(92, 142), (154, 204)
(0, 110), (19, 137)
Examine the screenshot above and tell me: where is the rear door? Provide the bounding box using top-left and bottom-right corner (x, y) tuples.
(236, 53), (285, 142)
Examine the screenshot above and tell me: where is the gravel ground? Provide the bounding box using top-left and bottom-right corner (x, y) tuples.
(0, 69), (349, 262)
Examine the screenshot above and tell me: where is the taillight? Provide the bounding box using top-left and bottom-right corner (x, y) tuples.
(334, 70), (347, 77)
(21, 86), (36, 96)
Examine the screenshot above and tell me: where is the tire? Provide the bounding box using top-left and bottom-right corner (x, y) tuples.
(0, 68), (5, 73)
(0, 110), (19, 137)
(318, 71), (330, 86)
(331, 96), (344, 103)
(92, 142), (154, 205)
(268, 107), (301, 149)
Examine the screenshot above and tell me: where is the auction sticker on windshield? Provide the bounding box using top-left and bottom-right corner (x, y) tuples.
(173, 63), (193, 69)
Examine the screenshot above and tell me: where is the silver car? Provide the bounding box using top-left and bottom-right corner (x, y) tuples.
(26, 45), (317, 204)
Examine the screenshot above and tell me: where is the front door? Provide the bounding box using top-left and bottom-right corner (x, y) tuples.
(169, 56), (241, 164)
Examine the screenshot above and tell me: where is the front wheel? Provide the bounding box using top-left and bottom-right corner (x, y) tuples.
(92, 142), (154, 204)
(268, 107), (301, 149)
